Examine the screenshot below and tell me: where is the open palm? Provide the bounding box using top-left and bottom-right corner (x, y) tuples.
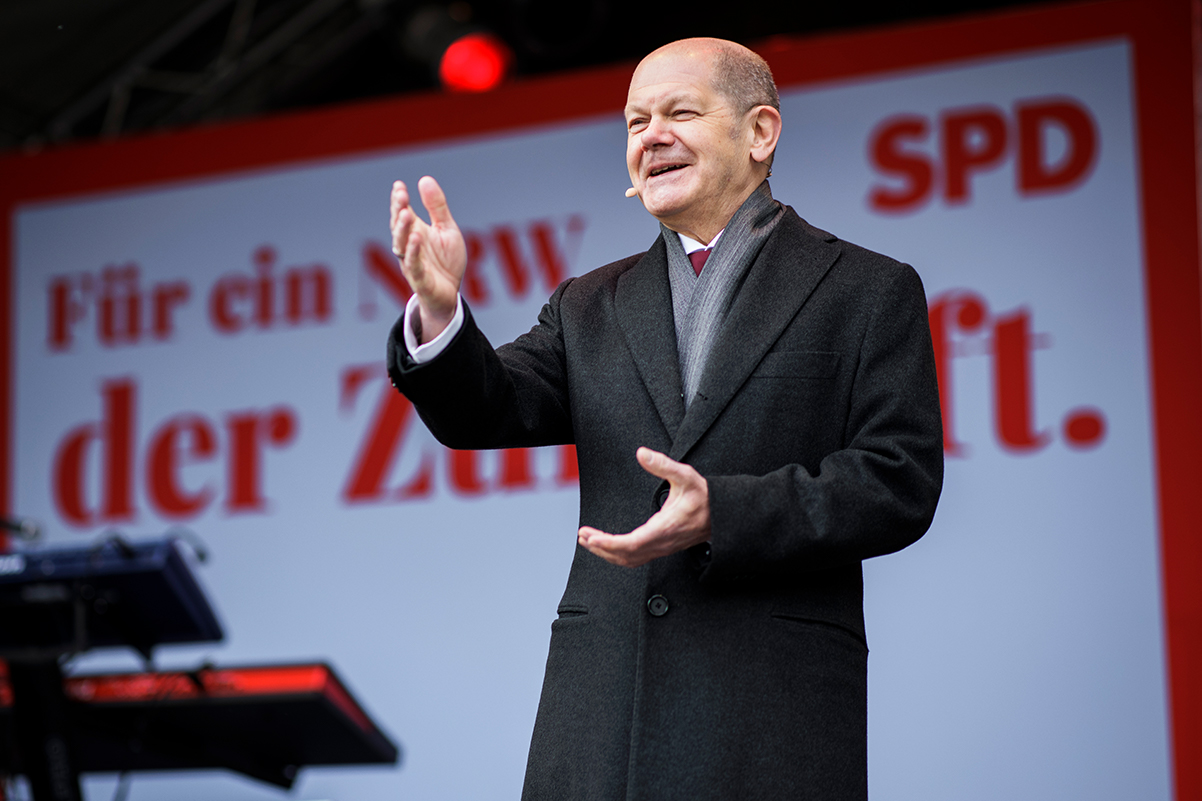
(389, 176), (467, 339)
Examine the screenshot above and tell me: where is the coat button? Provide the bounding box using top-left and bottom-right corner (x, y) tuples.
(654, 481), (670, 509)
(647, 595), (669, 617)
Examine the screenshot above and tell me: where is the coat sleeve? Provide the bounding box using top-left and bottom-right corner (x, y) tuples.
(385, 280), (576, 450)
(702, 263), (944, 582)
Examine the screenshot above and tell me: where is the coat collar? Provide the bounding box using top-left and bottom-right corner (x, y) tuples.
(614, 235), (686, 439)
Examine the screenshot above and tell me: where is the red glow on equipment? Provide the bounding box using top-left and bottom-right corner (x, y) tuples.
(439, 33), (512, 92)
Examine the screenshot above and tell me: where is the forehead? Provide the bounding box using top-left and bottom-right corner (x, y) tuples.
(625, 51), (721, 112)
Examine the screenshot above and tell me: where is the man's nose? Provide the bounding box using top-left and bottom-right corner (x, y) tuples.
(640, 116), (674, 147)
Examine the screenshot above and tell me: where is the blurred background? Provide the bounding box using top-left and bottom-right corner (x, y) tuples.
(0, 0), (1043, 152)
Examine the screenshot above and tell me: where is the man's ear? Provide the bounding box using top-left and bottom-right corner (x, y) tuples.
(749, 105), (783, 165)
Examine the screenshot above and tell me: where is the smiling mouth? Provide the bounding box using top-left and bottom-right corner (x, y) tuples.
(649, 164), (687, 177)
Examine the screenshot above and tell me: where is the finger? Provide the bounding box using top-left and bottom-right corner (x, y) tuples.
(577, 523), (653, 543)
(580, 541), (630, 567)
(390, 180), (410, 231)
(581, 514), (667, 551)
(578, 526), (641, 567)
(577, 525), (604, 547)
(402, 216), (427, 281)
(635, 446), (696, 487)
(418, 175), (460, 231)
(578, 526), (631, 553)
(579, 523), (670, 569)
(404, 219), (449, 301)
(393, 207), (417, 264)
(577, 526), (618, 563)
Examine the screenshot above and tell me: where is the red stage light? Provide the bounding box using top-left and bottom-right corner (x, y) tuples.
(439, 32), (512, 93)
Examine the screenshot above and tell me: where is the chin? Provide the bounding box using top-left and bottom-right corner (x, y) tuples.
(640, 189), (691, 221)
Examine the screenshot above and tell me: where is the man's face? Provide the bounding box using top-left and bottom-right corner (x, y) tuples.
(624, 48), (757, 239)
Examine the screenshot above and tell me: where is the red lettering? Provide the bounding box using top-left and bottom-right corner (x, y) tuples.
(98, 264), (142, 346)
(341, 367), (435, 502)
(993, 309), (1050, 452)
(1017, 99), (1097, 194)
(462, 232), (490, 305)
(527, 217), (583, 289)
(285, 265), (333, 324)
(50, 270), (191, 349)
(51, 379), (136, 527)
(212, 245), (334, 334)
(360, 240), (413, 321)
(498, 448), (535, 490)
(490, 218), (588, 298)
(102, 379), (136, 518)
(943, 107), (1008, 203)
(557, 443), (579, 484)
(50, 380), (301, 526)
(47, 275), (90, 351)
(254, 246), (274, 328)
(152, 282), (190, 339)
(868, 116), (934, 212)
(210, 275), (251, 333)
(340, 364), (379, 411)
(492, 226), (531, 298)
(929, 291), (1110, 457)
(928, 291), (988, 456)
(449, 450), (488, 495)
(225, 407), (298, 511)
(147, 415), (217, 517)
(1063, 407), (1106, 449)
(871, 97), (1098, 212)
(53, 425), (97, 525)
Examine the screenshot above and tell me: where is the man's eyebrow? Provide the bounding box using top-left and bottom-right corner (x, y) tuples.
(658, 91), (700, 109)
(625, 91), (704, 118)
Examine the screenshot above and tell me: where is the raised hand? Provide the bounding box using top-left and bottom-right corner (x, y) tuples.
(577, 447), (711, 568)
(390, 176), (468, 342)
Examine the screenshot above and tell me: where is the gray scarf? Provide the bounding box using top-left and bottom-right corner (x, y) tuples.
(663, 180), (784, 408)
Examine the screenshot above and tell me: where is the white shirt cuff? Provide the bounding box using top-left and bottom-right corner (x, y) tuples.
(403, 294), (465, 364)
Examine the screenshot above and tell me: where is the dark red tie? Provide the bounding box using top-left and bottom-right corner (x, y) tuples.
(688, 248), (711, 276)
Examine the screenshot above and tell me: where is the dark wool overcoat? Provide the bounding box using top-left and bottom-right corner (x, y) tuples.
(387, 209), (944, 801)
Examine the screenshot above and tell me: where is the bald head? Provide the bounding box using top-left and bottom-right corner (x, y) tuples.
(645, 39), (779, 115)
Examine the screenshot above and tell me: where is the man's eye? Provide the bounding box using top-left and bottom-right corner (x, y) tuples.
(628, 119), (648, 133)
(673, 109), (698, 119)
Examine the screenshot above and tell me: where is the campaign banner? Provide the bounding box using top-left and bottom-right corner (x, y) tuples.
(2, 1), (1198, 799)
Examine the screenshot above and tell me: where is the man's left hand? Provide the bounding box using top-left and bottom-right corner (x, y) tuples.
(578, 447), (711, 568)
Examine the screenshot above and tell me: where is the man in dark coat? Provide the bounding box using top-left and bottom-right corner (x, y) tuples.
(386, 38), (943, 801)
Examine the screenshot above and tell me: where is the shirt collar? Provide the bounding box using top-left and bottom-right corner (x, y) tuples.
(677, 228), (724, 255)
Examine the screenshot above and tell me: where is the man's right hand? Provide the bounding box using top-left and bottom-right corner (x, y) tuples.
(390, 176), (467, 343)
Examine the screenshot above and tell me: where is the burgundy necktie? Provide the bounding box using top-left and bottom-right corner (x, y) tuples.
(688, 248), (711, 276)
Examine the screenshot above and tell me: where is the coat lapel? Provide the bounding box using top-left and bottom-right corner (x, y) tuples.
(615, 236), (686, 438)
(668, 211), (842, 463)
